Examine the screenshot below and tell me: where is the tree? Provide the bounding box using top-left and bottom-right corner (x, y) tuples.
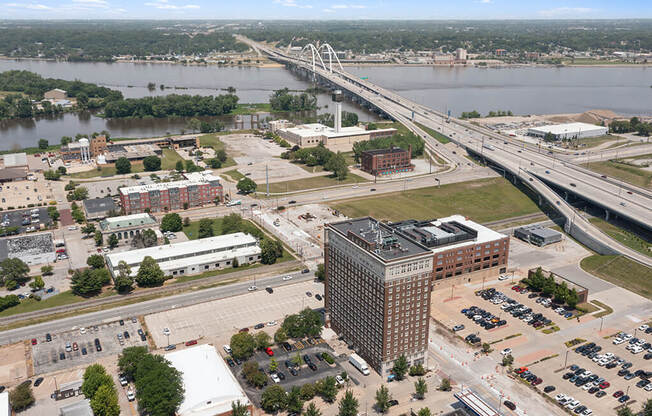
(94, 230), (103, 247)
(115, 157), (131, 174)
(230, 332), (255, 360)
(131, 229), (157, 248)
(61, 136), (72, 146)
(642, 399), (652, 416)
(198, 218), (214, 238)
(82, 364), (114, 399)
(38, 138), (48, 149)
(317, 376), (338, 403)
(414, 377), (428, 399)
(135, 256), (165, 287)
(91, 384), (119, 416)
(315, 263), (325, 281)
(260, 238), (281, 264)
(143, 156), (161, 172)
(300, 383), (316, 400)
(269, 357), (279, 373)
(303, 402), (321, 416)
(567, 288), (579, 309)
(175, 160), (184, 172)
(40, 265), (54, 276)
(231, 401), (249, 416)
(254, 331), (272, 350)
(237, 177), (257, 194)
(161, 213), (183, 232)
(0, 258), (30, 286)
(9, 383), (34, 411)
(287, 386), (304, 415)
(481, 343), (491, 353)
(324, 151), (348, 180)
(87, 254), (105, 269)
(207, 158), (222, 169)
(186, 118), (201, 133)
(216, 149), (227, 162)
(29, 275), (45, 291)
(44, 169), (61, 181)
(242, 361), (267, 388)
(261, 385), (287, 412)
(617, 407), (634, 416)
(183, 217), (191, 227)
(409, 363), (425, 376)
(281, 308), (323, 339)
(118, 346), (149, 379)
(114, 261), (134, 293)
(375, 385), (391, 413)
(417, 408), (431, 416)
(274, 328), (288, 344)
(338, 389), (359, 416)
(439, 378), (451, 391)
(82, 223), (96, 236)
(502, 354), (514, 367)
(71, 186), (89, 200)
(71, 268), (110, 296)
(76, 92), (89, 108)
(392, 355), (408, 380)
(108, 233), (119, 249)
(57, 165), (67, 175)
(134, 354), (184, 416)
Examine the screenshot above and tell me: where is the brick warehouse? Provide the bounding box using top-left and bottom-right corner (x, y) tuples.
(119, 174), (223, 214)
(360, 146), (414, 176)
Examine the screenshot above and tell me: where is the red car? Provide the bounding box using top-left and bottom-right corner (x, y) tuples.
(515, 367), (528, 374)
(31, 338), (37, 345)
(72, 342), (78, 351)
(511, 286), (520, 291)
(185, 340), (198, 346)
(599, 382), (610, 389)
(239, 328), (249, 333)
(613, 390), (624, 398)
(265, 347), (274, 357)
(532, 378), (543, 386)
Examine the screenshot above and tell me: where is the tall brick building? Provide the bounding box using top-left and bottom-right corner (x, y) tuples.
(361, 146), (414, 176)
(325, 217), (433, 375)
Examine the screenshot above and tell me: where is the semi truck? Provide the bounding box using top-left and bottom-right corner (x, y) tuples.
(349, 353), (370, 375)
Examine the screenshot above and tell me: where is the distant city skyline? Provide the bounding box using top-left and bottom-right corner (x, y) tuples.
(1, 0), (651, 20)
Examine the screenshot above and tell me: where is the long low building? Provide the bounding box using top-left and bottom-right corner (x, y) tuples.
(105, 232), (261, 278)
(277, 123), (396, 152)
(527, 122), (608, 140)
(0, 232), (56, 265)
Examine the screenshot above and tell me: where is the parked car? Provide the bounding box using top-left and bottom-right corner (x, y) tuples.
(504, 401), (516, 410)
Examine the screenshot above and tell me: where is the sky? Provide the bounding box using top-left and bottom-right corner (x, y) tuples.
(1, 0), (651, 20)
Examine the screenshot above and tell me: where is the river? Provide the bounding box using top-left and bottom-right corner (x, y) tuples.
(0, 59), (650, 150)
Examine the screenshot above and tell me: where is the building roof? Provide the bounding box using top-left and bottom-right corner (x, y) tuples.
(119, 175), (221, 195)
(48, 88), (67, 94)
(328, 217), (431, 262)
(454, 389), (500, 416)
(184, 171), (222, 183)
(100, 213), (157, 231)
(0, 167), (28, 181)
(528, 122), (607, 135)
(105, 232), (258, 268)
(517, 225), (561, 239)
(83, 197), (116, 215)
(59, 399), (93, 416)
(0, 392), (8, 416)
(3, 152), (28, 167)
(281, 123), (396, 140)
(0, 232), (54, 260)
(362, 147), (408, 156)
(165, 344), (250, 416)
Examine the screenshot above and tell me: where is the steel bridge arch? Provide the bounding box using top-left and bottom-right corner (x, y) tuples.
(299, 43), (344, 73)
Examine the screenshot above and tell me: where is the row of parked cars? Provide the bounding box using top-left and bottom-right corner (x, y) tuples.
(478, 288), (554, 329)
(553, 393), (593, 415)
(574, 341), (652, 388)
(460, 305), (507, 331)
(514, 366), (543, 386)
(612, 328), (652, 357)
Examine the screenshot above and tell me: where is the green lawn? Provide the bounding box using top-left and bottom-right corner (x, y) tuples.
(294, 162), (325, 173)
(0, 290), (86, 318)
(331, 177), (542, 223)
(70, 149), (184, 179)
(415, 121), (451, 144)
(199, 133), (237, 168)
(586, 159), (652, 189)
(223, 169), (245, 182)
(231, 103), (272, 115)
(589, 217), (651, 257)
(580, 255), (652, 300)
(266, 173), (367, 194)
(160, 148), (184, 170)
(568, 135), (622, 149)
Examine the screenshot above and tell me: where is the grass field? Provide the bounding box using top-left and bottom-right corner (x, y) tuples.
(331, 177), (541, 223)
(160, 148), (184, 170)
(294, 162), (325, 173)
(223, 169), (245, 182)
(572, 135), (621, 149)
(589, 217), (651, 257)
(70, 149), (184, 179)
(199, 133), (237, 168)
(266, 173), (367, 194)
(231, 103), (271, 115)
(0, 290), (85, 318)
(415, 121), (451, 144)
(586, 159), (652, 189)
(580, 255), (652, 300)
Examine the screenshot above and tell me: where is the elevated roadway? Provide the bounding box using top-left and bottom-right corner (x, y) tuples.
(240, 37), (652, 267)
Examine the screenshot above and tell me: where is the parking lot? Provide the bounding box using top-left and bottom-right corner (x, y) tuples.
(32, 318), (148, 375)
(0, 207), (52, 234)
(145, 280), (324, 348)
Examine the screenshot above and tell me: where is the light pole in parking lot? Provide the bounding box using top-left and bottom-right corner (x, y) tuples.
(599, 317), (604, 332)
(166, 332), (170, 347)
(563, 349), (570, 368)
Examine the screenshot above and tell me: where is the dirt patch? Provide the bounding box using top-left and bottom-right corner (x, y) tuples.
(516, 349), (556, 366)
(59, 209), (74, 226)
(0, 342), (29, 385)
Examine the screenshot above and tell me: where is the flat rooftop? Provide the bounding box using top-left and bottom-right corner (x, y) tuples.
(328, 217), (431, 262)
(528, 122), (607, 134)
(517, 225), (561, 239)
(83, 197), (116, 214)
(282, 123), (396, 139)
(100, 213), (157, 231)
(362, 147), (408, 156)
(454, 389), (500, 416)
(119, 176), (221, 195)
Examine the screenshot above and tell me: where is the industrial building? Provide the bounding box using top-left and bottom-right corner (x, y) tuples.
(390, 215), (509, 287)
(0, 232), (56, 265)
(105, 232), (261, 278)
(1, 153), (28, 168)
(119, 172), (223, 214)
(0, 167), (29, 183)
(361, 146), (414, 176)
(99, 213), (160, 244)
(0, 392), (8, 416)
(60, 135), (198, 163)
(325, 217), (433, 375)
(514, 225), (562, 247)
(527, 122), (608, 141)
(277, 123), (396, 152)
(83, 197), (117, 220)
(165, 344), (252, 416)
(58, 399), (93, 416)
(44, 89), (67, 100)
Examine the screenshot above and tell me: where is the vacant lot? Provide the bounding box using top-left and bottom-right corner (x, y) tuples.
(198, 133), (238, 167)
(70, 148), (183, 179)
(267, 173), (367, 194)
(586, 159), (652, 189)
(580, 255), (652, 300)
(331, 177), (541, 223)
(589, 217), (651, 257)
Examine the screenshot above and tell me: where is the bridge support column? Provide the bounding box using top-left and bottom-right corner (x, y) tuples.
(564, 191), (568, 201)
(538, 195), (542, 206)
(605, 209), (610, 221)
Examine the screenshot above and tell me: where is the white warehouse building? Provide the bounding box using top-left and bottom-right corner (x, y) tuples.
(527, 122), (608, 141)
(105, 232), (261, 278)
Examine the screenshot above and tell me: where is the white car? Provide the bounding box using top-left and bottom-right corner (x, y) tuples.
(248, 285), (257, 291)
(282, 275), (292, 281)
(638, 324), (649, 332)
(80, 327), (86, 335)
(335, 375), (345, 385)
(501, 348), (512, 356)
(631, 346), (644, 354)
(582, 409), (592, 415)
(555, 394), (566, 402)
(126, 390), (135, 401)
(613, 338), (625, 345)
(645, 383), (652, 392)
(163, 328), (170, 336)
(119, 375), (128, 386)
(498, 275), (509, 281)
(267, 321), (278, 326)
(270, 373), (280, 383)
(223, 345), (232, 354)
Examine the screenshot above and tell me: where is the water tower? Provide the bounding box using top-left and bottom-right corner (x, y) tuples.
(79, 138), (90, 164)
(332, 90), (343, 133)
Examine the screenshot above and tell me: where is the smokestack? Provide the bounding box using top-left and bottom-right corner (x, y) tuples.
(332, 90), (343, 133)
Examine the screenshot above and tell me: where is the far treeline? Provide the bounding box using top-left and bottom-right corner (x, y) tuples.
(103, 94), (239, 118)
(269, 88), (317, 112)
(609, 116), (652, 137)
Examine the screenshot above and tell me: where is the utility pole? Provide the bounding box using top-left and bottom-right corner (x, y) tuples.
(266, 164), (269, 197)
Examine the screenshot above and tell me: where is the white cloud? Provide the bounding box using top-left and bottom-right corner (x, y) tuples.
(538, 7), (595, 18)
(4, 2), (52, 9)
(322, 8), (334, 12)
(331, 4), (366, 8)
(144, 0), (199, 9)
(273, 0), (313, 8)
(479, 0), (491, 3)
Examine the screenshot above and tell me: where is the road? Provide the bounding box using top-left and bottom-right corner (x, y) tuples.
(0, 270), (314, 346)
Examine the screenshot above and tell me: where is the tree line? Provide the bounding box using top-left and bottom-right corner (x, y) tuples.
(281, 143), (349, 180)
(103, 93), (239, 118)
(609, 117), (652, 137)
(522, 267), (579, 309)
(269, 88), (317, 112)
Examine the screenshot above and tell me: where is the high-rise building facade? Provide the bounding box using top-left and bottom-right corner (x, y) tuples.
(325, 217), (433, 375)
